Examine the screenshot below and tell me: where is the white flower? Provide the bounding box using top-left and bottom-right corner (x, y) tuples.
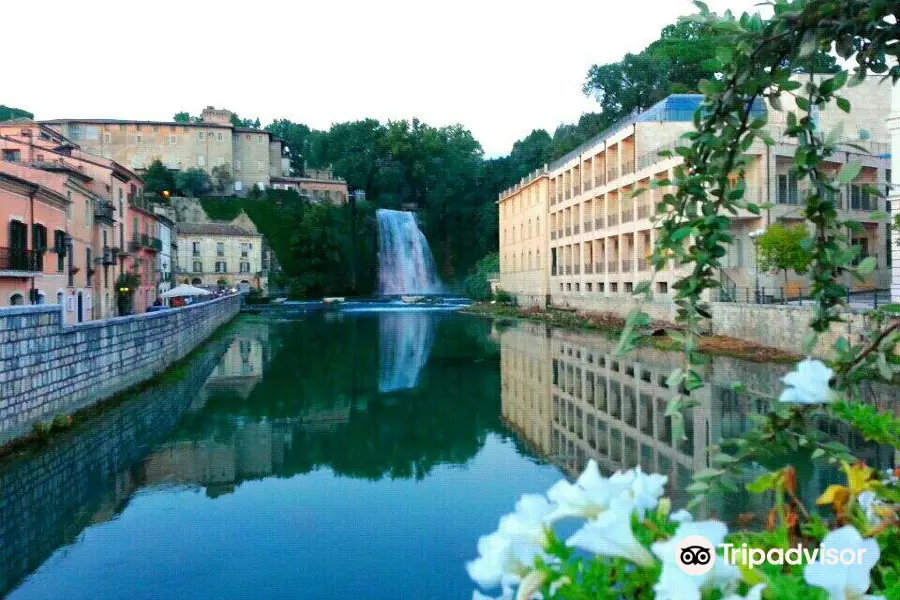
(722, 584), (766, 600)
(467, 531), (545, 590)
(608, 466), (667, 518)
(498, 494), (555, 546)
(857, 491), (883, 526)
(670, 509), (694, 524)
(566, 496), (655, 567)
(779, 358), (835, 404)
(651, 520), (739, 600)
(515, 571), (546, 600)
(804, 526), (881, 600)
(547, 460), (666, 522)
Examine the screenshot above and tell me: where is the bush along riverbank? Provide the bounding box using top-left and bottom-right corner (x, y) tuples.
(462, 302), (799, 364)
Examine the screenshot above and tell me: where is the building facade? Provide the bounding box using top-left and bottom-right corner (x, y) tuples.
(270, 167), (350, 204)
(42, 107), (289, 196)
(499, 79), (893, 307)
(175, 217), (266, 293)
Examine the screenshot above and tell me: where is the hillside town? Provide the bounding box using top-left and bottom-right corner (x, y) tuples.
(0, 108), (349, 320)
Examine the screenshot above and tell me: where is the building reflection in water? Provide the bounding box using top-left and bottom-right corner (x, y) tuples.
(377, 310), (437, 393)
(498, 320), (897, 519)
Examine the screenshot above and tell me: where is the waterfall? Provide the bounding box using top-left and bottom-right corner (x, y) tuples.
(378, 311), (437, 393)
(376, 209), (444, 295)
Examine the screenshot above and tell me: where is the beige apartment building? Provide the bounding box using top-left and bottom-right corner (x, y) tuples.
(499, 78), (893, 308)
(42, 107), (290, 196)
(175, 214), (267, 293)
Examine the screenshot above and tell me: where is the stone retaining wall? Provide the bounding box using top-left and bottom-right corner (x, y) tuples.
(0, 295), (240, 444)
(542, 292), (869, 357)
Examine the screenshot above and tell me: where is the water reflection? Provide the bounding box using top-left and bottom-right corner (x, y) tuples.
(378, 311), (437, 392)
(498, 320), (897, 519)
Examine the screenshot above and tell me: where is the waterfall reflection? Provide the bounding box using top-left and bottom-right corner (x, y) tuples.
(378, 310), (437, 393)
(498, 320), (897, 518)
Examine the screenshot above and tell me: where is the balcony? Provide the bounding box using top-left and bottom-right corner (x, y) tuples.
(573, 224), (580, 235)
(585, 263), (594, 274)
(607, 166), (619, 182)
(572, 184), (581, 196)
(622, 209), (634, 223)
(622, 159), (635, 176)
(595, 262), (604, 274)
(622, 259), (633, 272)
(608, 214), (619, 227)
(565, 265), (572, 275)
(565, 227), (571, 237)
(594, 218), (603, 230)
(594, 175), (604, 188)
(637, 204), (651, 219)
(607, 261), (619, 273)
(94, 200), (116, 224)
(0, 247), (42, 275)
(638, 258), (650, 271)
(130, 234), (163, 253)
(584, 220), (592, 232)
(584, 179), (593, 192)
(574, 264), (581, 275)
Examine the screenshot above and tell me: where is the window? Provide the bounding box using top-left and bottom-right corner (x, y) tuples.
(198, 155), (206, 167)
(168, 135), (177, 146)
(193, 261), (202, 273)
(240, 242), (250, 257)
(235, 160), (242, 171)
(135, 134), (143, 144)
(54, 230), (66, 272)
(239, 262), (251, 273)
(216, 242), (224, 256)
(257, 161), (264, 171)
(192, 241), (200, 256)
(850, 184), (874, 211)
(9, 293), (24, 306)
(217, 132), (224, 141)
(36, 154), (44, 163)
(777, 173), (798, 205)
(170, 125), (176, 132)
(657, 281), (668, 294)
(198, 132), (205, 140)
(2, 149), (21, 162)
(215, 261), (227, 273)
(84, 196), (92, 228)
(31, 224), (48, 252)
(103, 133), (111, 143)
(86, 248), (93, 287)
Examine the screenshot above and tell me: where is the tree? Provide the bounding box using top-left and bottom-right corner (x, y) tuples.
(173, 112), (203, 123)
(175, 167), (211, 197)
(756, 223), (813, 287)
(230, 114), (261, 129)
(265, 119), (322, 175)
(142, 159), (176, 197)
(210, 164), (233, 194)
(0, 105), (33, 122)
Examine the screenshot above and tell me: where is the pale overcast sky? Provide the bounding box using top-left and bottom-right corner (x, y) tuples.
(3, 0), (762, 157)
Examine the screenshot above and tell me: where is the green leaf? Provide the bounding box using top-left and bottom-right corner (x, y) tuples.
(857, 256), (876, 274)
(715, 46), (733, 64)
(811, 448), (825, 460)
(879, 304), (900, 314)
(746, 472), (777, 494)
(671, 226), (694, 242)
(686, 482), (710, 495)
(835, 97), (851, 113)
(838, 162), (862, 183)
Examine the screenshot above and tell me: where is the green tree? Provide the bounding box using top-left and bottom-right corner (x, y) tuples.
(173, 112), (203, 123)
(0, 105), (33, 122)
(463, 252), (499, 301)
(265, 119), (323, 174)
(230, 114), (261, 129)
(175, 167), (211, 197)
(210, 164), (233, 194)
(756, 223), (813, 287)
(142, 159), (176, 197)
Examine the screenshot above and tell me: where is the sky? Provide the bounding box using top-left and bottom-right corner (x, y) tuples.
(3, 0), (763, 157)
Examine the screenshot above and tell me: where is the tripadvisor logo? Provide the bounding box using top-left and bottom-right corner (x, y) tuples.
(675, 535), (873, 573)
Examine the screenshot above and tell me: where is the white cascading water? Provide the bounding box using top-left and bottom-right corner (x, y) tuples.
(378, 311), (437, 393)
(376, 209), (444, 295)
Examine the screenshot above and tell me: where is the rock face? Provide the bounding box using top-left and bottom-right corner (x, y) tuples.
(0, 295), (241, 445)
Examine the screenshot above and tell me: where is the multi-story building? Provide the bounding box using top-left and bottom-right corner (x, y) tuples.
(270, 167), (350, 204)
(155, 209), (176, 297)
(42, 106), (290, 196)
(499, 78), (893, 307)
(0, 119), (165, 318)
(175, 215), (266, 293)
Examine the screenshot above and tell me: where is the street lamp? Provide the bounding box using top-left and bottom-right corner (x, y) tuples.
(748, 228), (766, 303)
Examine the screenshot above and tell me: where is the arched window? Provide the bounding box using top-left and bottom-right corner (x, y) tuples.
(537, 249), (541, 269)
(9, 293), (24, 306)
(536, 217), (540, 235)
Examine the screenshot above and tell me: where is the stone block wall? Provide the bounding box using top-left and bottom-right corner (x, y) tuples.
(0, 294), (240, 444)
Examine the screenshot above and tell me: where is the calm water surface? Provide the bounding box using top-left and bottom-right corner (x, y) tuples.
(0, 310), (895, 599)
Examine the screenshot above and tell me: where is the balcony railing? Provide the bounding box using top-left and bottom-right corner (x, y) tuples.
(594, 218), (603, 230)
(574, 264), (581, 275)
(584, 220), (592, 232)
(130, 234), (163, 252)
(565, 265), (572, 275)
(607, 166), (619, 182)
(638, 258), (650, 271)
(584, 179), (593, 192)
(608, 214), (619, 227)
(94, 200), (116, 224)
(621, 159), (635, 175)
(594, 174), (605, 188)
(0, 247), (42, 273)
(637, 204), (651, 219)
(565, 190), (571, 200)
(573, 224), (580, 235)
(572, 184), (581, 196)
(622, 259), (633, 272)
(595, 262), (604, 274)
(622, 209), (634, 223)
(607, 261), (619, 273)
(551, 231), (557, 240)
(565, 227), (571, 236)
(585, 263), (594, 274)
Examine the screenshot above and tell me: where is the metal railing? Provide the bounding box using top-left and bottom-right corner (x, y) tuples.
(637, 258), (650, 271)
(584, 179), (593, 191)
(594, 218), (603, 230)
(595, 262), (604, 274)
(585, 263), (593, 274)
(574, 264), (581, 274)
(565, 227), (571, 236)
(608, 214), (619, 227)
(621, 159), (635, 176)
(565, 265), (572, 275)
(637, 204), (652, 219)
(622, 259), (633, 272)
(607, 261), (619, 273)
(573, 224), (580, 235)
(607, 166), (619, 182)
(0, 247), (41, 272)
(595, 174), (605, 188)
(719, 286), (890, 310)
(94, 200), (115, 223)
(621, 209), (634, 223)
(584, 220), (592, 232)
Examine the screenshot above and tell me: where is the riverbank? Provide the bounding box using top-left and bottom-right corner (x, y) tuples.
(462, 302), (800, 363)
(0, 295), (241, 447)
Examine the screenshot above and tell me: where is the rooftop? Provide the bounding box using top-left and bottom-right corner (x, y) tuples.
(176, 222), (258, 237)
